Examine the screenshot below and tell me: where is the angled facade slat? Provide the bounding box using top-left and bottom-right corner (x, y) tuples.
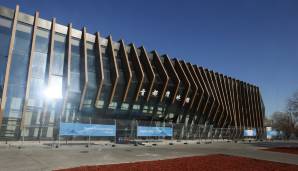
(222, 76), (232, 127)
(214, 73), (228, 128)
(79, 27), (88, 110)
(234, 79), (240, 131)
(235, 80), (242, 130)
(248, 84), (254, 128)
(107, 35), (119, 104)
(239, 81), (246, 128)
(248, 84), (256, 129)
(244, 83), (252, 128)
(163, 55), (180, 104)
(228, 77), (237, 129)
(224, 76), (234, 128)
(152, 51), (169, 102)
(243, 83), (252, 128)
(38, 18), (56, 139)
(199, 67), (216, 125)
(255, 86), (263, 133)
(213, 73), (225, 128)
(180, 61), (197, 111)
(173, 59), (190, 107)
(250, 85), (259, 133)
(254, 86), (261, 132)
(252, 86), (260, 135)
(118, 40), (132, 102)
(129, 44), (144, 102)
(193, 65), (210, 125)
(47, 18), (56, 81)
(232, 79), (242, 137)
(180, 61), (198, 126)
(240, 81), (248, 128)
(219, 74), (232, 128)
(236, 80), (244, 137)
(139, 46), (155, 102)
(170, 59), (190, 123)
(187, 64), (204, 112)
(61, 23), (72, 120)
(95, 32), (104, 104)
(20, 11), (39, 130)
(205, 70), (221, 126)
(187, 63), (205, 123)
(228, 77), (238, 137)
(209, 71), (224, 128)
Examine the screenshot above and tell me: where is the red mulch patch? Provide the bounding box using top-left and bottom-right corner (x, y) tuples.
(263, 147), (298, 155)
(56, 154), (298, 171)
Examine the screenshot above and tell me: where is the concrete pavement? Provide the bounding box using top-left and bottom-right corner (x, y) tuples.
(0, 140), (297, 171)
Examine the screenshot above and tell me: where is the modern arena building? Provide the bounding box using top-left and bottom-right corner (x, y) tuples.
(0, 5), (265, 141)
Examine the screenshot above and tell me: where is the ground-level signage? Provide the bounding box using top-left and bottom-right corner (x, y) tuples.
(266, 127), (279, 139)
(59, 122), (116, 137)
(137, 126), (173, 137)
(243, 129), (256, 137)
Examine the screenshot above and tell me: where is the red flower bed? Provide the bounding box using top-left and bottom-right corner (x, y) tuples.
(263, 147), (298, 155)
(56, 154), (298, 171)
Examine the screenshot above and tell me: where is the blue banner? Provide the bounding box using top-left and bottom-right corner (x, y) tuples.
(137, 126), (173, 137)
(267, 130), (278, 137)
(243, 129), (256, 137)
(60, 122), (116, 137)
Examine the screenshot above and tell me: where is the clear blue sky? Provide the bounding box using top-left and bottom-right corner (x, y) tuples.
(1, 0), (297, 117)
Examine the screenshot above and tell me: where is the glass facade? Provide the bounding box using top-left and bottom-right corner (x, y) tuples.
(23, 28), (50, 138)
(0, 5), (264, 140)
(82, 42), (99, 110)
(0, 16), (12, 100)
(64, 37), (81, 123)
(40, 32), (67, 139)
(3, 22), (32, 137)
(96, 45), (111, 109)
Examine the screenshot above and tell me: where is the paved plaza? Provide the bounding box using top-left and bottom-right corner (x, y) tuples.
(0, 140), (297, 171)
